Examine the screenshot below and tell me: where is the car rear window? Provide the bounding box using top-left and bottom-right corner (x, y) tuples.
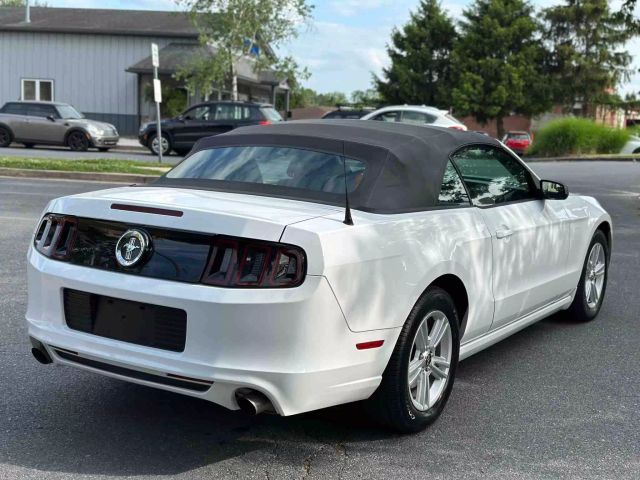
(507, 133), (530, 140)
(259, 107), (283, 122)
(166, 146), (366, 194)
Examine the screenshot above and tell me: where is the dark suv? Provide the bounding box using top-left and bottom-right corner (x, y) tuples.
(138, 101), (282, 155)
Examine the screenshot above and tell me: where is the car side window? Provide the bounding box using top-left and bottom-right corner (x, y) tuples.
(372, 111), (399, 122)
(451, 145), (537, 206)
(214, 104), (244, 121)
(184, 106), (211, 121)
(26, 104), (58, 118)
(0, 103), (26, 115)
(438, 160), (470, 206)
(401, 111), (437, 125)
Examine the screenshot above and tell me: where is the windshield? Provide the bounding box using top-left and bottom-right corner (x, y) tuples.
(166, 146), (366, 195)
(56, 105), (84, 119)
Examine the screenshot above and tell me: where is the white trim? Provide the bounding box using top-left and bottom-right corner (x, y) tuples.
(21, 78), (55, 102)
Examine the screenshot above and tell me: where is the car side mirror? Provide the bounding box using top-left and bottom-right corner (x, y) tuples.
(46, 115), (56, 122)
(540, 180), (569, 200)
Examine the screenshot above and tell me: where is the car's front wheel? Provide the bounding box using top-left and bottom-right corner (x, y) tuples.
(567, 230), (609, 322)
(367, 286), (460, 433)
(67, 131), (89, 152)
(149, 133), (171, 156)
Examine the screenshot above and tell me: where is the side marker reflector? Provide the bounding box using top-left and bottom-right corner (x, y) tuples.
(356, 340), (384, 350)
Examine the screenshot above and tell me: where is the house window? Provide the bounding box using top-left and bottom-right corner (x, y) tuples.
(21, 79), (54, 101)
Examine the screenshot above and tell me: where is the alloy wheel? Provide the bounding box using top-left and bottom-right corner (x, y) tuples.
(151, 135), (169, 155)
(407, 310), (453, 411)
(584, 242), (606, 309)
(68, 132), (88, 151)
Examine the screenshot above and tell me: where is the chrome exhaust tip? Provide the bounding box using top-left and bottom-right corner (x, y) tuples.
(29, 337), (52, 364)
(31, 347), (52, 364)
(236, 390), (274, 415)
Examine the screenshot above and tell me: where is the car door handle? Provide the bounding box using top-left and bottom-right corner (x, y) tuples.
(495, 226), (513, 239)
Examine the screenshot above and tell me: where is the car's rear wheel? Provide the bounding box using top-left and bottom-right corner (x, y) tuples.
(97, 147), (110, 152)
(367, 286), (460, 433)
(23, 143), (35, 149)
(149, 133), (171, 156)
(67, 131), (89, 152)
(567, 230), (609, 322)
(0, 126), (12, 147)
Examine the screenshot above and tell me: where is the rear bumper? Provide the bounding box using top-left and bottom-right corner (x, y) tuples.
(26, 248), (399, 415)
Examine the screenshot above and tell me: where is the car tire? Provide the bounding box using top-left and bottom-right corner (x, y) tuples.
(97, 148), (110, 152)
(566, 230), (609, 322)
(23, 143), (35, 149)
(67, 131), (90, 152)
(174, 148), (190, 157)
(149, 133), (171, 156)
(0, 126), (12, 147)
(366, 286), (460, 433)
(633, 147), (640, 154)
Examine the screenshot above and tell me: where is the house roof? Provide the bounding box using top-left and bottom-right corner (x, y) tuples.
(0, 6), (198, 38)
(127, 43), (286, 88)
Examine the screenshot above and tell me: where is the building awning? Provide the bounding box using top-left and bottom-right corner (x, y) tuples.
(126, 42), (288, 89)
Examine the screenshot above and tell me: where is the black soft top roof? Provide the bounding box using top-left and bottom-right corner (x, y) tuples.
(157, 120), (502, 213)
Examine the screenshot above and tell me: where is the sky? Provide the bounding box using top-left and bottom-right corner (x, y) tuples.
(39, 0), (640, 98)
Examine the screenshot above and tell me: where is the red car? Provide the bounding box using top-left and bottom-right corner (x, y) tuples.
(502, 131), (532, 155)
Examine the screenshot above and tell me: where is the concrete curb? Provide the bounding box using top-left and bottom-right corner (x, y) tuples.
(525, 156), (639, 162)
(0, 167), (159, 184)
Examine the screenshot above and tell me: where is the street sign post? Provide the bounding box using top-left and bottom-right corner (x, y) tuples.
(151, 43), (162, 163)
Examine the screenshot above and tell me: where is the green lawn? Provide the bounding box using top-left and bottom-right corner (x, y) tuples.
(0, 157), (170, 175)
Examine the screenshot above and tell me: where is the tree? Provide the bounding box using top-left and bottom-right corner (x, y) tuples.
(543, 0), (634, 117)
(450, 0), (551, 138)
(350, 88), (380, 106)
(176, 0), (313, 101)
(0, 0), (48, 5)
(374, 0), (456, 107)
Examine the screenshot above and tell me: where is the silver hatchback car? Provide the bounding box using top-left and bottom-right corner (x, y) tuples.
(0, 101), (119, 151)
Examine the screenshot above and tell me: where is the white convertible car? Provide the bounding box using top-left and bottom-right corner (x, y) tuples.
(27, 121), (611, 432)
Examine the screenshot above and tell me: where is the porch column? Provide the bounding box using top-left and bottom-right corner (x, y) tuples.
(285, 89), (290, 120)
(270, 85), (277, 106)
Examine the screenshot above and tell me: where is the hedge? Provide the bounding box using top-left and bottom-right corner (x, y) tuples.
(528, 118), (630, 157)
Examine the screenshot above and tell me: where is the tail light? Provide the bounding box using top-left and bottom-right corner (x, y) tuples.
(448, 125), (465, 131)
(259, 121), (271, 126)
(33, 214), (78, 260)
(201, 236), (306, 288)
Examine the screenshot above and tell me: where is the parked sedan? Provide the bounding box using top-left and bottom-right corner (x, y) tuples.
(138, 101), (283, 156)
(0, 101), (119, 151)
(361, 105), (467, 130)
(27, 121), (610, 432)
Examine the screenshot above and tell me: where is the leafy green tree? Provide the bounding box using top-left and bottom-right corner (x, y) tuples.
(543, 0), (634, 117)
(176, 0), (313, 101)
(375, 0), (456, 107)
(350, 88), (380, 106)
(451, 0), (551, 138)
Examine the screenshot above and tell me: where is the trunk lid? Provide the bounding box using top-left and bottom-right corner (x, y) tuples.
(49, 186), (342, 241)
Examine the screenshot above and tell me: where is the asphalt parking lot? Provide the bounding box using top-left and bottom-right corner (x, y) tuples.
(1, 161), (638, 479)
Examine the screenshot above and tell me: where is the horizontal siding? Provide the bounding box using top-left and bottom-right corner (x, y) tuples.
(0, 31), (182, 117)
